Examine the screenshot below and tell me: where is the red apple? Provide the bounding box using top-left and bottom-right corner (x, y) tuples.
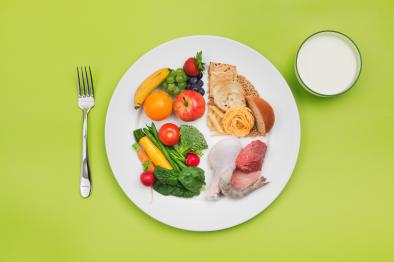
(173, 90), (205, 121)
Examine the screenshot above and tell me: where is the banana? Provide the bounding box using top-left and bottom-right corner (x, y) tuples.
(134, 68), (170, 109)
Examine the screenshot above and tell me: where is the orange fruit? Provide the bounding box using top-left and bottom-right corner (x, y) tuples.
(143, 91), (173, 120)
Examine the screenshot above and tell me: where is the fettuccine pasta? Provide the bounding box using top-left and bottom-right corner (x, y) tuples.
(222, 106), (254, 137)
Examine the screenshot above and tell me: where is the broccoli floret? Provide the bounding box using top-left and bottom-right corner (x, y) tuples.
(176, 125), (208, 156)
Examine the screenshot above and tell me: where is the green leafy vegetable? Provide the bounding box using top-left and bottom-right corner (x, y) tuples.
(153, 182), (198, 198)
(176, 125), (208, 156)
(153, 166), (180, 186)
(153, 166), (205, 198)
(178, 167), (205, 193)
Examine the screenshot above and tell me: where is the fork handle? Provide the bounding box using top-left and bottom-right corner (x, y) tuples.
(80, 109), (92, 198)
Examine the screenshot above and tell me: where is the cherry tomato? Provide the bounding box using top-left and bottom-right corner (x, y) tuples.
(185, 153), (200, 166)
(158, 123), (180, 146)
(140, 171), (155, 186)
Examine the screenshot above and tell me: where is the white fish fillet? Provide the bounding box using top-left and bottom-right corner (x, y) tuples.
(205, 137), (242, 200)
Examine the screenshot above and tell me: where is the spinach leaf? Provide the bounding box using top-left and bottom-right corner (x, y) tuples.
(152, 166), (205, 198)
(178, 167), (205, 193)
(153, 181), (198, 198)
(152, 181), (173, 196)
(154, 167), (180, 186)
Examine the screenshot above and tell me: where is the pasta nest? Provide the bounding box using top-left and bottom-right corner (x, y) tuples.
(222, 106), (255, 137)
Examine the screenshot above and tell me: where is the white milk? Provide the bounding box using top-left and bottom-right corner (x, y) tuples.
(296, 32), (361, 96)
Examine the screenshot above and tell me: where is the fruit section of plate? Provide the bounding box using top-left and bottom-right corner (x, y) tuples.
(132, 51), (276, 201)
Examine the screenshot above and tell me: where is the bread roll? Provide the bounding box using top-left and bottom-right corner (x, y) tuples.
(246, 96), (275, 135)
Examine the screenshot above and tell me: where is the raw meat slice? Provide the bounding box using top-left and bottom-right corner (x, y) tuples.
(231, 170), (261, 190)
(220, 177), (268, 199)
(235, 140), (267, 172)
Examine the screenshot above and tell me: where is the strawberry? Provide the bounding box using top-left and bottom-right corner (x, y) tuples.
(183, 51), (205, 77)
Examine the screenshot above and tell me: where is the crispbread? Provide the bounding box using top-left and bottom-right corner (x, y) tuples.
(208, 62), (237, 97)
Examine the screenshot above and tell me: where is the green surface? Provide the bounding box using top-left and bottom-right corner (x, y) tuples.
(1, 0), (393, 261)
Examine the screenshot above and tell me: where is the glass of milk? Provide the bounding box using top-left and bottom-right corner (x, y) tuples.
(296, 31), (362, 96)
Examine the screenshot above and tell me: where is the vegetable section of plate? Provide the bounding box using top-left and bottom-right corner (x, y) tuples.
(105, 36), (300, 231)
(133, 51), (276, 200)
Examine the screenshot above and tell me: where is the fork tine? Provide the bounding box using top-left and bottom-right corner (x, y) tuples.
(84, 66), (91, 97)
(77, 67), (82, 97)
(88, 66), (94, 97)
(81, 66), (87, 97)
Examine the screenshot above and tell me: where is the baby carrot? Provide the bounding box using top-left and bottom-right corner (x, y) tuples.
(132, 143), (155, 172)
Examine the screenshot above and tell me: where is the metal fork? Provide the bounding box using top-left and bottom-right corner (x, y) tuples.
(77, 66), (95, 198)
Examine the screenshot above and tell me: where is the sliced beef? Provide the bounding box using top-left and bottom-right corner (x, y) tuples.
(235, 140), (267, 173)
(231, 170), (261, 190)
(220, 176), (268, 199)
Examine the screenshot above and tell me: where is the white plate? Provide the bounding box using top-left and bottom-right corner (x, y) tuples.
(105, 35), (300, 231)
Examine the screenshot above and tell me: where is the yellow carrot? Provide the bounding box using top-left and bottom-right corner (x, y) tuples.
(134, 129), (172, 170)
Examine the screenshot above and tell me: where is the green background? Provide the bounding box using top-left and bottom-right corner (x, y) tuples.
(1, 0), (393, 261)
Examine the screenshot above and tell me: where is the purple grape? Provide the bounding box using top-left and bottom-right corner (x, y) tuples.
(186, 82), (193, 89)
(197, 88), (205, 96)
(197, 80), (204, 88)
(189, 77), (198, 84)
